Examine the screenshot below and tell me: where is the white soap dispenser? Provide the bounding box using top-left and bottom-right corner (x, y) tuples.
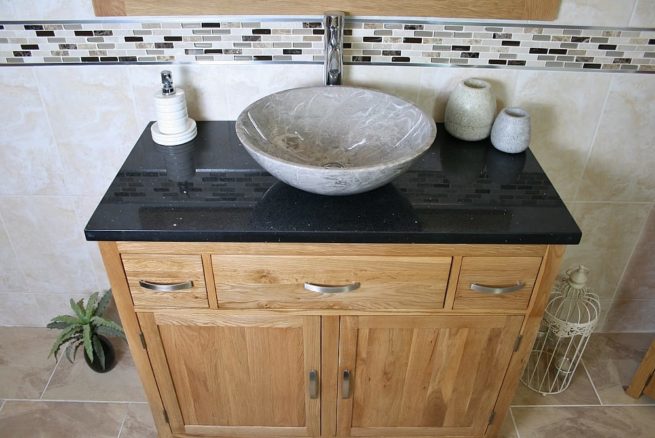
(150, 70), (197, 145)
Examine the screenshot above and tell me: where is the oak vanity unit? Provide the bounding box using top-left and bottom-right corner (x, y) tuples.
(86, 122), (581, 438)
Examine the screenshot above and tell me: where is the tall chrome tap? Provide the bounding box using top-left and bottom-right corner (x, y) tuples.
(324, 11), (345, 86)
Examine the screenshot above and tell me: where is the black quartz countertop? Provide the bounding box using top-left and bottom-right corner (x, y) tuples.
(84, 121), (581, 244)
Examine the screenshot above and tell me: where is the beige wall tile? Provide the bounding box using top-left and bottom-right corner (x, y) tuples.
(577, 75), (655, 202)
(35, 66), (140, 197)
(603, 299), (655, 332)
(512, 71), (610, 202)
(583, 333), (655, 404)
(0, 328), (58, 398)
(554, 0), (637, 26)
(512, 406), (655, 438)
(417, 67), (518, 123)
(0, 218), (25, 293)
(562, 202), (650, 300)
(0, 196), (97, 294)
(0, 68), (68, 196)
(0, 0), (94, 20)
(345, 65), (424, 107)
(73, 195), (110, 290)
(0, 401), (127, 438)
(616, 206), (655, 301)
(630, 0), (655, 26)
(223, 64), (324, 119)
(119, 403), (157, 438)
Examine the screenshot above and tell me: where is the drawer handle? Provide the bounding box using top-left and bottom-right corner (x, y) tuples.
(308, 369), (319, 399)
(139, 280), (194, 292)
(342, 369), (352, 399)
(304, 282), (361, 294)
(470, 281), (526, 295)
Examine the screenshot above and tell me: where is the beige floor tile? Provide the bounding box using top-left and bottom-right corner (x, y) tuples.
(513, 362), (600, 406)
(119, 403), (157, 438)
(0, 401), (127, 438)
(0, 328), (58, 399)
(498, 412), (518, 438)
(42, 339), (146, 402)
(512, 406), (655, 438)
(584, 333), (655, 405)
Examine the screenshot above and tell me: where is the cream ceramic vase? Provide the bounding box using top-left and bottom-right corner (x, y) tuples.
(444, 78), (497, 141)
(490, 107), (531, 154)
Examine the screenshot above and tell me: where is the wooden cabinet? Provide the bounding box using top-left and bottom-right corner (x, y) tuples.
(138, 311), (320, 436)
(99, 242), (565, 438)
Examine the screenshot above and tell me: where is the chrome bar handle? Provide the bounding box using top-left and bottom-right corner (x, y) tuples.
(304, 282), (361, 294)
(309, 370), (319, 399)
(139, 280), (194, 292)
(324, 11), (345, 85)
(470, 281), (526, 295)
(342, 369), (352, 399)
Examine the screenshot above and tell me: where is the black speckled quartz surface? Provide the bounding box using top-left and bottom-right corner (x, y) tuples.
(84, 121), (581, 244)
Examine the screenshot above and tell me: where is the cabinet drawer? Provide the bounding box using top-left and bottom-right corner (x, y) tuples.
(121, 254), (208, 309)
(212, 255), (451, 310)
(453, 256), (542, 310)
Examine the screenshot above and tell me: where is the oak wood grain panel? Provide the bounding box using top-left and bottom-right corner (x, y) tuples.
(154, 311), (305, 328)
(121, 254), (208, 309)
(148, 312), (320, 435)
(138, 312), (186, 434)
(202, 254), (219, 309)
(454, 256), (543, 310)
(337, 315), (522, 436)
(183, 425), (311, 436)
(98, 242), (174, 438)
(321, 316), (340, 437)
(626, 340), (655, 399)
(93, 0), (560, 20)
(213, 255), (450, 311)
(118, 242), (548, 257)
(483, 245), (565, 438)
(443, 256), (462, 311)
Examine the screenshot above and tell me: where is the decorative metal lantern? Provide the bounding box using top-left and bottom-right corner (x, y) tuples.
(521, 265), (600, 395)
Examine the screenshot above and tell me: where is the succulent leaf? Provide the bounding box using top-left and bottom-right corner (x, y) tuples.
(49, 325), (81, 359)
(92, 316), (126, 339)
(69, 298), (85, 320)
(85, 292), (99, 319)
(96, 289), (112, 317)
(92, 335), (106, 370)
(83, 324), (93, 361)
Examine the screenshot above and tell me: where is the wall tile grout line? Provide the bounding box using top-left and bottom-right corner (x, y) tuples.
(0, 400), (5, 414)
(2, 398), (148, 404)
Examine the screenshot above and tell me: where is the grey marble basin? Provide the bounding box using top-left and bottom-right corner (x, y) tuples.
(235, 86), (437, 196)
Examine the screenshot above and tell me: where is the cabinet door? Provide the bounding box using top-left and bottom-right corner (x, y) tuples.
(337, 315), (523, 437)
(139, 311), (321, 437)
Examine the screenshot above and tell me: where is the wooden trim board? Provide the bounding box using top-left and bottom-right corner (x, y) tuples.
(93, 0), (560, 20)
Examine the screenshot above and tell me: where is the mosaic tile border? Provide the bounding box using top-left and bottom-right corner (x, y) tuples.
(0, 18), (654, 73)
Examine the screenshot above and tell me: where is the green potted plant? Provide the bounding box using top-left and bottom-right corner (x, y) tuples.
(47, 289), (125, 373)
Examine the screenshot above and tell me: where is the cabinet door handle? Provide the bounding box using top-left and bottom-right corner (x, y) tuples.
(342, 369), (352, 399)
(139, 280), (194, 292)
(308, 370), (319, 399)
(470, 281), (525, 295)
(304, 282), (360, 294)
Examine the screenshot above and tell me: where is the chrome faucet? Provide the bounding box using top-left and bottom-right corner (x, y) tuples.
(324, 11), (345, 86)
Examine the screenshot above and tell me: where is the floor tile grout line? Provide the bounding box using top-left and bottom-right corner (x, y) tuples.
(509, 407), (521, 438)
(2, 398), (148, 404)
(116, 408), (129, 438)
(0, 400), (5, 414)
(39, 355), (62, 400)
(511, 403), (655, 408)
(582, 359), (604, 406)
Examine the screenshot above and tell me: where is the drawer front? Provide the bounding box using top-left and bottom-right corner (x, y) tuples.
(122, 254), (208, 309)
(453, 256), (542, 310)
(212, 255), (451, 310)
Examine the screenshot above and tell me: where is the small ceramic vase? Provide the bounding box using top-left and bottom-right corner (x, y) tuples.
(490, 107), (531, 154)
(444, 78), (497, 141)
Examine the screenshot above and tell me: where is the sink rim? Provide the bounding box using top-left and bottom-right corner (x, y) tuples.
(235, 85), (437, 172)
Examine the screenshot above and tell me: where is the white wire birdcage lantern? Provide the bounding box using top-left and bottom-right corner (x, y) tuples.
(521, 265), (600, 395)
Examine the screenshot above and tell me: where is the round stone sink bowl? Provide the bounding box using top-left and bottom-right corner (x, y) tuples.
(235, 86), (437, 196)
